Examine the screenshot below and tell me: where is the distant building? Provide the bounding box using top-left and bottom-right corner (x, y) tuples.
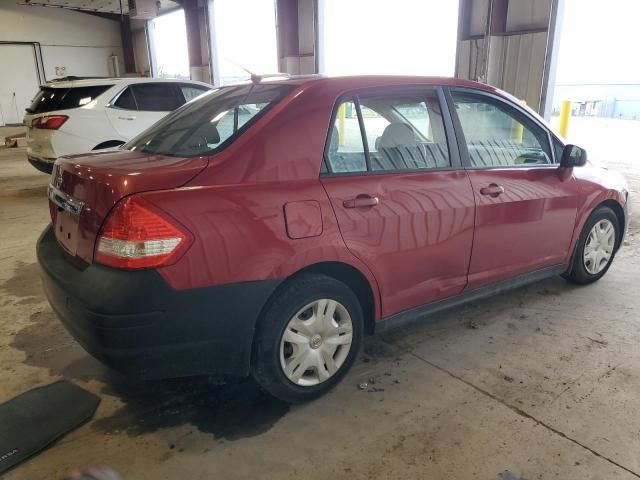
(552, 83), (640, 119)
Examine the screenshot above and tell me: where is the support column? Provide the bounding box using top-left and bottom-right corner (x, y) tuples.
(119, 15), (136, 74)
(184, 0), (208, 82)
(277, 0), (299, 73)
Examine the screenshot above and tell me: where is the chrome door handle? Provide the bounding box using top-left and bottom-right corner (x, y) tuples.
(118, 116), (136, 120)
(479, 184), (505, 197)
(343, 194), (379, 209)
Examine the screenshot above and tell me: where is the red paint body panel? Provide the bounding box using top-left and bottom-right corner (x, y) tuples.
(465, 167), (581, 288)
(47, 75), (629, 326)
(141, 180), (382, 318)
(52, 150), (207, 263)
(321, 171), (475, 317)
(284, 201), (323, 239)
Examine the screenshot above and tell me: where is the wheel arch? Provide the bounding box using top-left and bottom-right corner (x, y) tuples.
(256, 261), (379, 339)
(598, 199), (626, 250)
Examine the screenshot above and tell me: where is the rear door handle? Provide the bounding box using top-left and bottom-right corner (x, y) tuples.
(479, 183), (505, 197)
(118, 115), (136, 120)
(343, 194), (379, 209)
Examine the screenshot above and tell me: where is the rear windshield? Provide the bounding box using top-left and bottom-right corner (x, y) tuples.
(27, 85), (113, 114)
(125, 84), (293, 157)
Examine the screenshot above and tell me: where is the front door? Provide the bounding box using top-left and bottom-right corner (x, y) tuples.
(105, 83), (184, 139)
(321, 88), (475, 318)
(448, 89), (581, 289)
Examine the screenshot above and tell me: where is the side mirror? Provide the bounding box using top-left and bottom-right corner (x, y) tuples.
(560, 144), (588, 168)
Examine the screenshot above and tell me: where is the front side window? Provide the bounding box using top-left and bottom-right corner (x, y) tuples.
(113, 87), (136, 110)
(131, 84), (184, 111)
(180, 85), (210, 103)
(451, 92), (552, 167)
(325, 90), (450, 174)
(125, 84), (291, 157)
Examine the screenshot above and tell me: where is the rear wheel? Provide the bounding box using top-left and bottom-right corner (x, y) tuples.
(252, 274), (363, 403)
(564, 206), (619, 284)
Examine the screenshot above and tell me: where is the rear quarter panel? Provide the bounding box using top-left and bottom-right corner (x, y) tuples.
(143, 180), (382, 319)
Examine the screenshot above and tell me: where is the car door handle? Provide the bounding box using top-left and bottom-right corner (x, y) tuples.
(118, 115), (136, 120)
(343, 194), (379, 209)
(479, 184), (505, 197)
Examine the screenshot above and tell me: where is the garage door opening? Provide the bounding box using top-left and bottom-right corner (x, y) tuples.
(210, 0), (279, 85)
(550, 0), (640, 167)
(320, 0), (459, 76)
(149, 9), (190, 79)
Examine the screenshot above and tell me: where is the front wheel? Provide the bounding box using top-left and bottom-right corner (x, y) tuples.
(564, 206), (619, 284)
(252, 274), (363, 403)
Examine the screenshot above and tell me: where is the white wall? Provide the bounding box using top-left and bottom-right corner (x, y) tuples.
(0, 3), (124, 80)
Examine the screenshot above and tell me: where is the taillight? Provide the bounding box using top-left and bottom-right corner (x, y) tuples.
(95, 196), (192, 269)
(32, 115), (69, 130)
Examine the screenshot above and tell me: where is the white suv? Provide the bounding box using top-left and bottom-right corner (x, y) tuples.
(24, 77), (212, 173)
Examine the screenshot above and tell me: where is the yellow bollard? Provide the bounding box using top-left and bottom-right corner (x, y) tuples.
(558, 100), (572, 139)
(511, 100), (526, 144)
(338, 103), (346, 146)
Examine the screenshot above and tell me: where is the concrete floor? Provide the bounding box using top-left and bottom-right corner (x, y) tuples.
(1, 117), (640, 480)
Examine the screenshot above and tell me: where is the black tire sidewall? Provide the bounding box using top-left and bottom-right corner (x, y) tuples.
(252, 274), (364, 403)
(570, 206), (619, 283)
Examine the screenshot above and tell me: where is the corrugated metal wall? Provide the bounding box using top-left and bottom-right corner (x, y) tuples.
(456, 0), (562, 118)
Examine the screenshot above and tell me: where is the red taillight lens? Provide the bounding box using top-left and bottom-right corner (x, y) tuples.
(95, 196), (192, 269)
(33, 115), (69, 130)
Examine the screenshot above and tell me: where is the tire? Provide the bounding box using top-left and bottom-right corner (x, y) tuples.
(252, 273), (363, 403)
(564, 206), (619, 284)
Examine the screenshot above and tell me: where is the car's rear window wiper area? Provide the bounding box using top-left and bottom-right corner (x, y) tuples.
(125, 84), (293, 157)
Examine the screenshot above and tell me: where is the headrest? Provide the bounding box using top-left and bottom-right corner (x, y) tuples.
(378, 122), (418, 150)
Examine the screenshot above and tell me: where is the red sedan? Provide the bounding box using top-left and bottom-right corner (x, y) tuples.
(38, 75), (629, 402)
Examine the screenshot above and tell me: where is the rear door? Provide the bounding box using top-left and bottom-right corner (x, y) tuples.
(447, 88), (580, 289)
(105, 83), (184, 139)
(321, 87), (475, 318)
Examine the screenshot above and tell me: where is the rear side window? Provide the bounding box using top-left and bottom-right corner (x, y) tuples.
(125, 84), (292, 157)
(325, 90), (450, 174)
(130, 84), (184, 111)
(326, 101), (367, 173)
(27, 85), (112, 113)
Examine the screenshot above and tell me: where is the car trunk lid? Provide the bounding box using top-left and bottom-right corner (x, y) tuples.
(49, 149), (207, 264)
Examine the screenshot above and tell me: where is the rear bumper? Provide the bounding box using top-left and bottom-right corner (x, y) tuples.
(27, 155), (55, 174)
(36, 225), (281, 379)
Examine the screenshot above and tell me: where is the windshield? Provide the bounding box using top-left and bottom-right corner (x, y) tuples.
(125, 83), (293, 157)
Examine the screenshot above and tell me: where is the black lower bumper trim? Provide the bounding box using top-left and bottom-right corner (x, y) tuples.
(27, 155), (54, 174)
(37, 226), (281, 379)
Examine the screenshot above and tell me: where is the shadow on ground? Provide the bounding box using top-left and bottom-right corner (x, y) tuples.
(10, 309), (291, 441)
(92, 377), (291, 441)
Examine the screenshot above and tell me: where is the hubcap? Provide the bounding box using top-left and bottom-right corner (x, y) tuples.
(583, 219), (615, 275)
(279, 299), (353, 386)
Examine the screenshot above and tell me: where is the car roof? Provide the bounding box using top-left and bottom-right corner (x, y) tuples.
(262, 74), (492, 90)
(42, 77), (212, 89)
